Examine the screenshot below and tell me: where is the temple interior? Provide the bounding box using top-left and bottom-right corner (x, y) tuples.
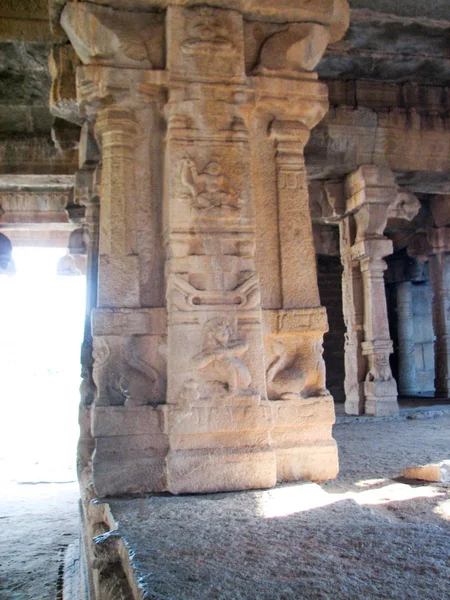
(0, 1), (449, 598)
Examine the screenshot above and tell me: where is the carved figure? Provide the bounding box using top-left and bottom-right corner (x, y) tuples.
(180, 156), (242, 211)
(92, 336), (162, 406)
(193, 317), (251, 393)
(266, 339), (328, 400)
(182, 7), (235, 55)
(366, 354), (392, 382)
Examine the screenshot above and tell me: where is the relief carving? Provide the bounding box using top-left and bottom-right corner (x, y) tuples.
(180, 156), (243, 212)
(193, 317), (252, 395)
(254, 23), (330, 75)
(366, 353), (393, 383)
(92, 336), (164, 406)
(181, 7), (235, 56)
(168, 273), (260, 310)
(266, 338), (328, 400)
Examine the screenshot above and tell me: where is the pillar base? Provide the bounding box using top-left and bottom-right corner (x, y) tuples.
(270, 395), (338, 481)
(167, 448), (277, 494)
(166, 397), (276, 494)
(344, 383), (365, 415)
(364, 381), (399, 416)
(91, 405), (168, 496)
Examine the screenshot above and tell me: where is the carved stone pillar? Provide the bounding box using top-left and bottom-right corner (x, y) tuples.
(396, 281), (418, 395)
(429, 242), (450, 398)
(252, 79), (338, 480)
(347, 166), (399, 416)
(61, 0), (349, 496)
(67, 64), (170, 496)
(164, 5), (276, 494)
(339, 216), (366, 414)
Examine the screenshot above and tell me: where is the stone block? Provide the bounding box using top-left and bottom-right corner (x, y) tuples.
(167, 448), (276, 494)
(97, 255), (140, 308)
(92, 405), (167, 437)
(93, 435), (169, 495)
(168, 404), (273, 435)
(422, 342), (435, 372)
(275, 441), (339, 483)
(92, 307), (166, 336)
(416, 371), (435, 395)
(262, 308), (329, 335)
(414, 344), (425, 371)
(270, 395), (335, 429)
(170, 430), (271, 451)
(270, 396), (337, 482)
(403, 461), (450, 483)
(93, 456), (167, 496)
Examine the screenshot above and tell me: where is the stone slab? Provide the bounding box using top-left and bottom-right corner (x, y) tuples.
(92, 406), (167, 437)
(403, 461), (450, 483)
(275, 441), (339, 482)
(93, 456), (167, 496)
(270, 395), (336, 429)
(92, 307), (166, 336)
(166, 448), (276, 494)
(168, 405), (273, 435)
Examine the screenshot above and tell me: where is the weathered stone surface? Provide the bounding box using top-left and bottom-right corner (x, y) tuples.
(403, 461), (450, 483)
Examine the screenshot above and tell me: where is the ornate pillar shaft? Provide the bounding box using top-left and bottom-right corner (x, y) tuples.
(339, 216), (366, 414)
(60, 0), (350, 496)
(270, 123), (320, 308)
(429, 252), (450, 397)
(254, 83), (338, 481)
(347, 166), (399, 416)
(396, 280), (418, 395)
(95, 108), (140, 307)
(164, 5), (275, 494)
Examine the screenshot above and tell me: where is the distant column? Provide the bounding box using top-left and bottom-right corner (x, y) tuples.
(396, 281), (418, 395)
(346, 165), (399, 416)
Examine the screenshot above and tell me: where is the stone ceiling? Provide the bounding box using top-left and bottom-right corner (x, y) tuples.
(0, 1), (449, 181)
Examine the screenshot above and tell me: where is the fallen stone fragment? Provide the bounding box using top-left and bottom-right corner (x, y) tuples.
(403, 461), (450, 483)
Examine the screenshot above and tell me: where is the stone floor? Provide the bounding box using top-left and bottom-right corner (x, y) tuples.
(1, 412), (449, 600)
(105, 413), (450, 600)
(0, 482), (79, 600)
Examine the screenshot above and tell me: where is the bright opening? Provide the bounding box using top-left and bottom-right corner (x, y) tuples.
(0, 247), (86, 483)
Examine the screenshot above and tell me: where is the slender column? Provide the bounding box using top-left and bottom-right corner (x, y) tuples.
(429, 252), (450, 397)
(396, 281), (418, 395)
(339, 216), (366, 414)
(95, 107), (140, 308)
(270, 122), (320, 308)
(347, 166), (399, 416)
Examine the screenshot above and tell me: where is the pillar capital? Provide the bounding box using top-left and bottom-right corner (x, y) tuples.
(77, 66), (168, 119)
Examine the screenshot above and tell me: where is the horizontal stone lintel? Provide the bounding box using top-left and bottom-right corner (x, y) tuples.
(92, 307), (166, 336)
(263, 307), (329, 334)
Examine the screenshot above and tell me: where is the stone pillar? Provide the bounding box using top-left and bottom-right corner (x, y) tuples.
(427, 198), (450, 398)
(252, 80), (338, 480)
(71, 65), (170, 496)
(73, 153), (101, 475)
(61, 0), (349, 495)
(429, 250), (450, 397)
(346, 166), (399, 416)
(339, 216), (367, 414)
(163, 5), (276, 494)
(396, 280), (418, 395)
